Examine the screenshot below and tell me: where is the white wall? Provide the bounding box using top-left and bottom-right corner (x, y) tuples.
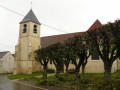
(0, 52), (14, 73)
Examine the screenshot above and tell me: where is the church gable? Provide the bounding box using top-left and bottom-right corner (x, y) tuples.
(87, 19), (102, 31)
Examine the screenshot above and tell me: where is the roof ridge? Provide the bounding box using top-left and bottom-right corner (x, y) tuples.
(41, 31), (83, 38)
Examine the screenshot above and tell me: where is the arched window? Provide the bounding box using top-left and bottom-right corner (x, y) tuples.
(33, 25), (37, 33)
(23, 24), (27, 33)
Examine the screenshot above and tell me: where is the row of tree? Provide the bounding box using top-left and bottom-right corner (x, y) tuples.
(35, 20), (120, 80)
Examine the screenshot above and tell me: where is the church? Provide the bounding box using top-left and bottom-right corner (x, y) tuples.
(13, 9), (120, 74)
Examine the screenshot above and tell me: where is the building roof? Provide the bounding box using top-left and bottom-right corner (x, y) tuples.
(0, 51), (8, 59)
(87, 19), (102, 31)
(41, 32), (83, 47)
(41, 19), (102, 47)
(20, 9), (40, 25)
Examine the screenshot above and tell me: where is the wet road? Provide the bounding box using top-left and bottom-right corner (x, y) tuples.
(0, 74), (41, 90)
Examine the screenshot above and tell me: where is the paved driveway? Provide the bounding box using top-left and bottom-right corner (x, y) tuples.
(0, 74), (42, 90)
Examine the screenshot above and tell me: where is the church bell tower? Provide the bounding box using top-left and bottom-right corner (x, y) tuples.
(14, 9), (41, 74)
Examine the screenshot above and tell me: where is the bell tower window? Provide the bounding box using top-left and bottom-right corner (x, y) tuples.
(34, 25), (37, 33)
(23, 24), (27, 33)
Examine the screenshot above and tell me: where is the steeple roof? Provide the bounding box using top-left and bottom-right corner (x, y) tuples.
(87, 19), (102, 31)
(20, 9), (40, 25)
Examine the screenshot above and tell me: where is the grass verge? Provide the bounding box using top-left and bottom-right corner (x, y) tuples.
(8, 68), (55, 80)
(0, 73), (12, 75)
(8, 71), (43, 80)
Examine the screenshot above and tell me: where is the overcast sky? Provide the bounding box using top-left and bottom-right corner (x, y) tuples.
(0, 0), (120, 54)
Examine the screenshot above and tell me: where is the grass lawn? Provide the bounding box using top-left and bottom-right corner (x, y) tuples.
(8, 68), (55, 80)
(8, 71), (43, 80)
(24, 70), (120, 90)
(0, 73), (12, 75)
(82, 70), (120, 77)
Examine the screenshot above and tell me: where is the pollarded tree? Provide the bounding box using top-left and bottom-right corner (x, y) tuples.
(62, 41), (73, 76)
(48, 43), (64, 77)
(35, 47), (49, 78)
(108, 21), (120, 55)
(81, 33), (91, 77)
(64, 38), (80, 80)
(66, 34), (91, 80)
(87, 25), (119, 79)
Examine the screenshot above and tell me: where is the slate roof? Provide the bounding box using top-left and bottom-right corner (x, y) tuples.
(0, 51), (8, 59)
(41, 19), (102, 47)
(20, 9), (40, 25)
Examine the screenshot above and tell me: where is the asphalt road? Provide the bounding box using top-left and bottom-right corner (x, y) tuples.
(0, 74), (42, 90)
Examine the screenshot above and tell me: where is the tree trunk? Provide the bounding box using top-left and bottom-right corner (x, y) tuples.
(56, 66), (60, 77)
(43, 65), (47, 78)
(65, 65), (69, 76)
(75, 68), (80, 80)
(82, 64), (85, 78)
(104, 62), (112, 80)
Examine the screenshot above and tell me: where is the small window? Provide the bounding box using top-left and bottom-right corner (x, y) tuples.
(23, 24), (27, 33)
(34, 25), (37, 33)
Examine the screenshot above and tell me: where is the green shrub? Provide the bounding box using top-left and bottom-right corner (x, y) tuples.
(24, 77), (38, 82)
(78, 78), (91, 84)
(92, 79), (120, 89)
(56, 76), (65, 81)
(47, 68), (55, 73)
(37, 79), (47, 86)
(23, 73), (120, 89)
(37, 78), (60, 86)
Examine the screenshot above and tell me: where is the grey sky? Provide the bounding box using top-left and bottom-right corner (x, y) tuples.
(0, 0), (120, 53)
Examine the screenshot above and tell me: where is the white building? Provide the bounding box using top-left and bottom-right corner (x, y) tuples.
(0, 51), (14, 74)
